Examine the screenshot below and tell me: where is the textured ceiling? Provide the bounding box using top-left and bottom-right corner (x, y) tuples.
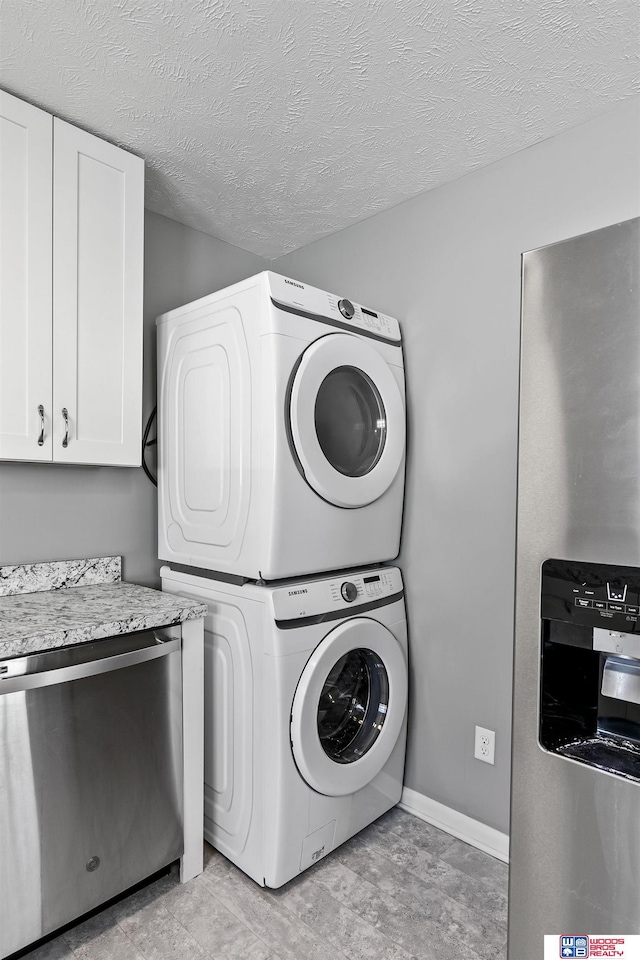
(1, 0), (638, 258)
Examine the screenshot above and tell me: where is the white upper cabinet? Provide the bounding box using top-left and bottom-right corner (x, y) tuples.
(0, 92), (53, 461)
(53, 120), (144, 465)
(0, 91), (144, 466)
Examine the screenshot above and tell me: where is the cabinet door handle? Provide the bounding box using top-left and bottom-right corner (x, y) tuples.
(37, 405), (45, 446)
(62, 408), (70, 448)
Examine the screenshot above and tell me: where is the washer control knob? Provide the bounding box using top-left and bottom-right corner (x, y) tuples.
(341, 581), (358, 602)
(338, 298), (355, 319)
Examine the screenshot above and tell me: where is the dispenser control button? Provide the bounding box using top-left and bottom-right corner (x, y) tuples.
(341, 581), (358, 602)
(626, 604), (639, 615)
(338, 299), (355, 320)
(607, 583), (628, 601)
(607, 602), (626, 613)
(575, 598), (592, 608)
(593, 601), (607, 610)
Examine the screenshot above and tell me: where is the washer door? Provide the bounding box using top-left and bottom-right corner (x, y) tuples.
(291, 618), (407, 796)
(289, 333), (405, 507)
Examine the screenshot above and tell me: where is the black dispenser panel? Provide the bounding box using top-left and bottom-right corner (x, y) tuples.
(542, 558), (640, 633)
(540, 559), (640, 783)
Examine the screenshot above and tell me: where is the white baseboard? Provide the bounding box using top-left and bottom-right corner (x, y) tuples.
(399, 786), (510, 864)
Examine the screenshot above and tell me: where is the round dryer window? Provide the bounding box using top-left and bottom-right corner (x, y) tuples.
(314, 367), (386, 478)
(291, 618), (407, 796)
(289, 334), (405, 508)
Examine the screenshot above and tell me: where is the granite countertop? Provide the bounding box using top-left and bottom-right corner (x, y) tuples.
(0, 557), (207, 659)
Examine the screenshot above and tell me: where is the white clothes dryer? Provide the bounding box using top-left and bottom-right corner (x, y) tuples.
(157, 271), (405, 581)
(160, 563), (408, 888)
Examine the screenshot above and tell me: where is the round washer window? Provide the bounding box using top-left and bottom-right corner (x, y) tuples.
(314, 366), (386, 477)
(317, 648), (389, 764)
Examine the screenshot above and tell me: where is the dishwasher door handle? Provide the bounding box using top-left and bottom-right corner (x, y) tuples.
(0, 636), (181, 695)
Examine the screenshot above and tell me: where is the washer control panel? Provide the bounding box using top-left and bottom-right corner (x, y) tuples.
(271, 567), (402, 622)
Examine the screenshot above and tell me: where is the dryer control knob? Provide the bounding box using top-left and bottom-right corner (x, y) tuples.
(341, 581), (358, 602)
(338, 298), (355, 320)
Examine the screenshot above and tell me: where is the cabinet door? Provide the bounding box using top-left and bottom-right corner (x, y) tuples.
(0, 92), (53, 461)
(53, 119), (143, 466)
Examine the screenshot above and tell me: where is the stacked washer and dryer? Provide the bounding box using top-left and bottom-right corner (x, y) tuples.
(157, 271), (408, 887)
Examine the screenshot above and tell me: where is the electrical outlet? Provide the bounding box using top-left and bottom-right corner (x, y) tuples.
(474, 725), (495, 765)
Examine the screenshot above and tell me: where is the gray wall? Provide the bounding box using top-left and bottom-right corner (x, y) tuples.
(273, 96), (640, 833)
(0, 211), (266, 586)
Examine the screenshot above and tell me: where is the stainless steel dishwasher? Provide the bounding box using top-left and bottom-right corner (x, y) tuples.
(0, 629), (183, 958)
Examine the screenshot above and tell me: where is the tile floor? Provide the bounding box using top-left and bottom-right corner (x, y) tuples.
(21, 808), (508, 960)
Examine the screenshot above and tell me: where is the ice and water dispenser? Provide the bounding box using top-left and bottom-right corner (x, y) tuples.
(540, 559), (640, 781)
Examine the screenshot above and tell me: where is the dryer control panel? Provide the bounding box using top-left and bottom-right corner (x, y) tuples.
(271, 566), (403, 623)
(267, 272), (401, 343)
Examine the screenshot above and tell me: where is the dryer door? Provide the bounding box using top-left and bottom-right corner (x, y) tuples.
(289, 333), (405, 507)
(290, 618), (407, 796)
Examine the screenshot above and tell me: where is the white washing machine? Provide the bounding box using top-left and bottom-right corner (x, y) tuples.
(160, 563), (408, 888)
(157, 271), (405, 581)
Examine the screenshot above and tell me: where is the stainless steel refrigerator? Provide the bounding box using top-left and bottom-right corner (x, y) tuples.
(509, 218), (640, 957)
